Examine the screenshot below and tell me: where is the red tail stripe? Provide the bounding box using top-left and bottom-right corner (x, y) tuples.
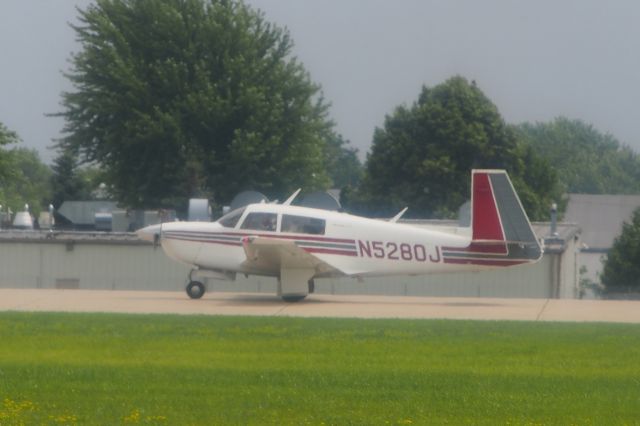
(472, 173), (505, 242)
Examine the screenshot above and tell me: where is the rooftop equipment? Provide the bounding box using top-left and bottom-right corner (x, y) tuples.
(12, 204), (33, 230)
(188, 199), (211, 221)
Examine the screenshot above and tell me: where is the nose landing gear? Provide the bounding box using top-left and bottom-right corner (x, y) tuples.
(186, 280), (206, 299)
(185, 269), (206, 299)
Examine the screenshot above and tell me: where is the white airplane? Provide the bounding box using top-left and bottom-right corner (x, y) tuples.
(137, 170), (542, 301)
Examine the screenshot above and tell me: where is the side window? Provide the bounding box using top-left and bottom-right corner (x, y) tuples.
(218, 207), (245, 228)
(281, 215), (325, 235)
(240, 212), (277, 232)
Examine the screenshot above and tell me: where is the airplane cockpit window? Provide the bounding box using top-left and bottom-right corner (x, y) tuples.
(240, 212), (277, 232)
(281, 214), (325, 235)
(218, 207), (246, 228)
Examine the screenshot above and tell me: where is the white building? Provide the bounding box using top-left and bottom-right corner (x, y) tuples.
(0, 221), (580, 299)
(565, 194), (640, 286)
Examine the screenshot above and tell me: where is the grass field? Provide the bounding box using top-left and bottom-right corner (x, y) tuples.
(1, 312), (640, 425)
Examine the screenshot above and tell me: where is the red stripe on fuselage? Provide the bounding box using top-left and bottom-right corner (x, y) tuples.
(443, 257), (528, 266)
(303, 247), (358, 257)
(443, 241), (508, 255)
(218, 231), (355, 244)
(164, 236), (242, 246)
(164, 233), (358, 256)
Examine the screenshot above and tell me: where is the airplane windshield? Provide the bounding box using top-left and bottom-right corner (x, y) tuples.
(218, 207), (245, 228)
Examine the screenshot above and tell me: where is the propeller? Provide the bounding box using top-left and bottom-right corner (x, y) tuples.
(153, 222), (163, 249)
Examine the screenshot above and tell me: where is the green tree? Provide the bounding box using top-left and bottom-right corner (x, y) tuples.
(0, 122), (19, 183)
(0, 123), (18, 146)
(517, 117), (640, 194)
(350, 76), (560, 220)
(0, 124), (53, 215)
(57, 0), (334, 209)
(11, 148), (53, 215)
(324, 133), (363, 189)
(1, 148), (52, 216)
(601, 208), (640, 294)
(78, 166), (111, 200)
(50, 150), (102, 208)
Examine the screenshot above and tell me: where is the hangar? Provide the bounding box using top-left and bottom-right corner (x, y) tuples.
(565, 194), (640, 288)
(0, 220), (580, 299)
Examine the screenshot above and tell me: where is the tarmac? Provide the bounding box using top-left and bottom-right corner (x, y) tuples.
(1, 289), (640, 323)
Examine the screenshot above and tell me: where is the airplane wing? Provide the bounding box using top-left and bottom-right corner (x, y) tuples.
(240, 236), (345, 276)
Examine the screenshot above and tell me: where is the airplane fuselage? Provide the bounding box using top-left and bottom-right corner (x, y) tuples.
(157, 205), (471, 278)
(138, 170), (543, 300)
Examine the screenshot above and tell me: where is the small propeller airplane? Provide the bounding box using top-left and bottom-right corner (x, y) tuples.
(137, 170), (542, 301)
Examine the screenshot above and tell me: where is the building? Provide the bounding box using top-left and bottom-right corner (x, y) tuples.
(565, 194), (640, 286)
(0, 220), (580, 299)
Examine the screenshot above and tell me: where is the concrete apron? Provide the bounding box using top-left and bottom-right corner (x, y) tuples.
(1, 289), (640, 323)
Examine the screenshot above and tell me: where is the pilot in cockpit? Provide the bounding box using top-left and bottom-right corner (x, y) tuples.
(261, 214), (276, 231)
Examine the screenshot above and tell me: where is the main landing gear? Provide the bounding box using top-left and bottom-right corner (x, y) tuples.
(282, 294), (307, 303)
(280, 279), (315, 303)
(183, 268), (316, 302)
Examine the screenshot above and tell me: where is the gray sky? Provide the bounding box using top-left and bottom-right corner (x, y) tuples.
(2, 0), (640, 163)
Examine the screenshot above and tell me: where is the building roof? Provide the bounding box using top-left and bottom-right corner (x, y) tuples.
(0, 230), (144, 245)
(58, 201), (118, 225)
(564, 194), (640, 249)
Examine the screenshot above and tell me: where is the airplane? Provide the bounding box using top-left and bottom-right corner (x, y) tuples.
(137, 170), (543, 302)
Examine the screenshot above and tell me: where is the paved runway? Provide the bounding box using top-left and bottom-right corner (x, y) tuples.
(1, 289), (640, 323)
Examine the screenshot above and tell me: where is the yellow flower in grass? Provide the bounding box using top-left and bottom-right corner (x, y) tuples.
(50, 413), (78, 424)
(1, 398), (36, 419)
(123, 408), (141, 423)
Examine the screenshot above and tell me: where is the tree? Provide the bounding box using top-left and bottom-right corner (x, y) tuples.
(601, 208), (640, 294)
(0, 123), (53, 215)
(517, 117), (640, 194)
(349, 76), (560, 220)
(324, 133), (363, 189)
(50, 150), (102, 208)
(0, 122), (19, 183)
(9, 149), (53, 215)
(57, 0), (335, 209)
(0, 148), (52, 216)
(1, 125), (51, 215)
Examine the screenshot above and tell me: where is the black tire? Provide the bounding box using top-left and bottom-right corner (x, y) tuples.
(308, 279), (315, 294)
(281, 295), (306, 303)
(186, 281), (205, 299)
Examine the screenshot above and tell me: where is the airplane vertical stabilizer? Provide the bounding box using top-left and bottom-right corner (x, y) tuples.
(443, 170), (542, 267)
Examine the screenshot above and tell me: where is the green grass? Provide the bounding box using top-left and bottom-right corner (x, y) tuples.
(1, 313), (640, 425)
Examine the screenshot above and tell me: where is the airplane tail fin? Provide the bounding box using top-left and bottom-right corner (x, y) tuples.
(443, 170), (542, 267)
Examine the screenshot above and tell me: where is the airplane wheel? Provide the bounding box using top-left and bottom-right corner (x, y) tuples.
(308, 279), (315, 294)
(282, 295), (306, 303)
(186, 281), (205, 299)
